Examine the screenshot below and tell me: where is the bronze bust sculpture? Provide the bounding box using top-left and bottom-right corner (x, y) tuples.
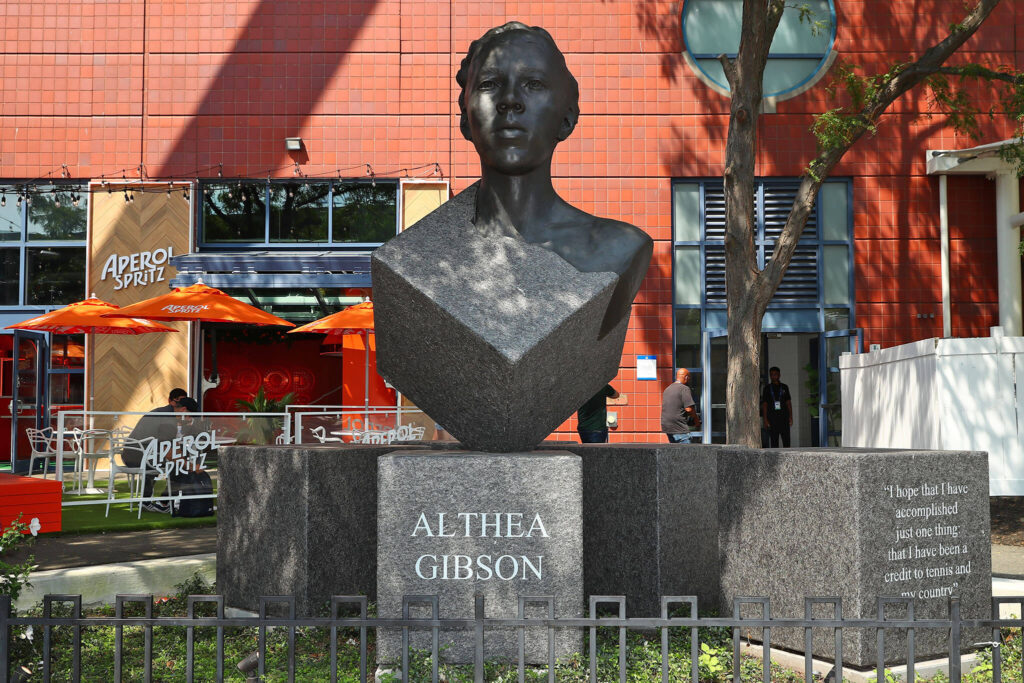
(371, 23), (653, 452)
(458, 22), (652, 336)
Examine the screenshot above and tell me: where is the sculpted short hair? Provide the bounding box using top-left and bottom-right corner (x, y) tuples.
(456, 22), (580, 141)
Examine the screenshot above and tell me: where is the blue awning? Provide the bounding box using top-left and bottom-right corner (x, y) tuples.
(169, 250), (372, 289)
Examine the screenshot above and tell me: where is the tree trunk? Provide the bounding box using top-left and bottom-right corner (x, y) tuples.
(721, 0), (780, 446)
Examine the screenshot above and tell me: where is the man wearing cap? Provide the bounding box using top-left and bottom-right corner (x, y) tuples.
(123, 388), (192, 512)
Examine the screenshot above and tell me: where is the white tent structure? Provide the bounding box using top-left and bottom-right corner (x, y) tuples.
(841, 327), (1024, 495)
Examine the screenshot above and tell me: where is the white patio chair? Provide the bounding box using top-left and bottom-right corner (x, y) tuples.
(26, 427), (77, 479)
(69, 428), (113, 494)
(106, 434), (155, 517)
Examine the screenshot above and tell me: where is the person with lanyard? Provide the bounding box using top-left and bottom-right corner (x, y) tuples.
(760, 366), (793, 447)
(576, 384), (619, 443)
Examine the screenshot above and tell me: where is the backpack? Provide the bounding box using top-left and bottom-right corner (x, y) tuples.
(172, 471), (215, 517)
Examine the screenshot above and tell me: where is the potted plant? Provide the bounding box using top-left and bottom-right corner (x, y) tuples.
(236, 387), (295, 445)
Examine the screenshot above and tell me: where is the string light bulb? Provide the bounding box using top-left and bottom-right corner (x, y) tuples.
(1, 194), (5, 207)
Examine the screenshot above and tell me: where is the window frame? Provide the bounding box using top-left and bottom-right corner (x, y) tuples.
(679, 0), (838, 104)
(669, 176), (855, 362)
(0, 182), (88, 310)
(197, 178), (401, 250)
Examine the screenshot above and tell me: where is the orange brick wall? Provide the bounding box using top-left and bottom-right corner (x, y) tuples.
(1, 0), (1021, 442)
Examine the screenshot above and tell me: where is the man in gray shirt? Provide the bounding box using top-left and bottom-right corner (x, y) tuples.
(661, 368), (700, 443)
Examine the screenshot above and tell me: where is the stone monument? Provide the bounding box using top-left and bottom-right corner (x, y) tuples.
(216, 19), (993, 677)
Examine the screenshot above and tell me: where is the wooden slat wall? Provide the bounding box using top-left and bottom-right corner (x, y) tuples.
(87, 188), (192, 421)
(402, 181), (449, 231)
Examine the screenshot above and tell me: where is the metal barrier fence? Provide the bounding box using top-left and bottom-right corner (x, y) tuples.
(2, 593), (1023, 683)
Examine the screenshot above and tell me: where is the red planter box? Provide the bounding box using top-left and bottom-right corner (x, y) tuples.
(0, 473), (62, 534)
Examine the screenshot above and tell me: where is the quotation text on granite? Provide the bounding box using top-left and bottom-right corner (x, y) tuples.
(883, 482), (972, 598)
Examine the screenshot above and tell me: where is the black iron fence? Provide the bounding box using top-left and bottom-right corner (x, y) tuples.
(2, 593), (1023, 682)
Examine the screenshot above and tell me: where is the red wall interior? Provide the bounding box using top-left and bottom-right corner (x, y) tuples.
(201, 331), (344, 413)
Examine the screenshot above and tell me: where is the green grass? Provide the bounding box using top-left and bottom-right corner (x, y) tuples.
(55, 480), (216, 535)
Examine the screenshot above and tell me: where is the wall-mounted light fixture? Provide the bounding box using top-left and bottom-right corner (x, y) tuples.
(285, 137), (303, 151)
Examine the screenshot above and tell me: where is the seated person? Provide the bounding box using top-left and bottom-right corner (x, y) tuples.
(122, 388), (194, 512)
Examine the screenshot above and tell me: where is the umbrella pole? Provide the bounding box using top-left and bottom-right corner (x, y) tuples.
(363, 330), (369, 428)
(210, 326), (219, 381)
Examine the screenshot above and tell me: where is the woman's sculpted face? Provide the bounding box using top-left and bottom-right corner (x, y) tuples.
(462, 31), (576, 176)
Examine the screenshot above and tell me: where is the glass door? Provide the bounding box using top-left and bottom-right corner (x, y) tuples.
(700, 329), (728, 443)
(818, 328), (862, 446)
(10, 330), (48, 472)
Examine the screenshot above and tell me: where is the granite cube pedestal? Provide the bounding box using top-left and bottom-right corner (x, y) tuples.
(217, 444), (421, 615)
(376, 450), (584, 663)
(717, 447), (991, 667)
(371, 184), (628, 453)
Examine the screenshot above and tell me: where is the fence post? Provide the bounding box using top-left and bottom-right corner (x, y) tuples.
(0, 595), (10, 683)
(949, 597), (961, 683)
(474, 593), (485, 683)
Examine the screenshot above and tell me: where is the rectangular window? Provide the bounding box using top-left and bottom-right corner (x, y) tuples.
(200, 180), (399, 247)
(0, 183), (87, 307)
(270, 183), (329, 242)
(674, 308), (702, 369)
(0, 248), (19, 305)
(0, 200), (20, 241)
(673, 247), (701, 305)
(672, 183), (701, 242)
(28, 185), (87, 241)
(332, 181), (399, 243)
(202, 183), (266, 243)
(822, 244), (850, 305)
(26, 247), (86, 306)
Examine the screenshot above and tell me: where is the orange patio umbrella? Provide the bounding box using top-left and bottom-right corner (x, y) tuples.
(103, 282), (295, 385)
(288, 301), (375, 335)
(289, 301), (380, 418)
(103, 282), (295, 327)
(5, 297), (176, 335)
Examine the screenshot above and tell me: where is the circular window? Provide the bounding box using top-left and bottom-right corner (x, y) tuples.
(681, 0), (836, 102)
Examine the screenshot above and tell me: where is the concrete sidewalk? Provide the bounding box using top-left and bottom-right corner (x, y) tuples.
(8, 526), (217, 571)
(993, 543), (1024, 579)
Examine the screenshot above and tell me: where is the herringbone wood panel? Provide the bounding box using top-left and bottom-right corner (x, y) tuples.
(88, 189), (192, 416)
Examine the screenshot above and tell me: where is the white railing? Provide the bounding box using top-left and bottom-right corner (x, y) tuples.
(292, 408), (434, 445)
(52, 409), (291, 508)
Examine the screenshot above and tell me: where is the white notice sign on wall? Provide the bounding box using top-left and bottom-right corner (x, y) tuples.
(637, 355), (657, 381)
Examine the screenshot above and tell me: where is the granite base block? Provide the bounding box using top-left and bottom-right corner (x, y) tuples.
(717, 447), (991, 667)
(565, 443), (724, 615)
(376, 451), (584, 664)
(217, 444), (423, 616)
